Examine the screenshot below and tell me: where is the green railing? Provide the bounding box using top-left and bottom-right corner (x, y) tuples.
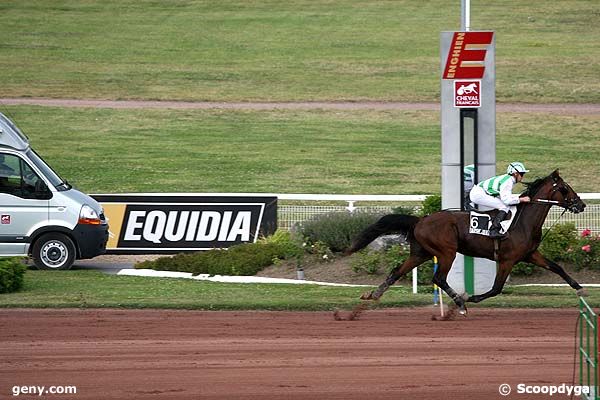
(580, 297), (598, 399)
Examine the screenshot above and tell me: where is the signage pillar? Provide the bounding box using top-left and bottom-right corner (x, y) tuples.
(440, 31), (497, 295)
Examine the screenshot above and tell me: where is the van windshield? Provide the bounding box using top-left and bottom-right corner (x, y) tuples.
(26, 149), (70, 190)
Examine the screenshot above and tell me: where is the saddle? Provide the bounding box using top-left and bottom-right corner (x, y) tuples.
(469, 206), (517, 237)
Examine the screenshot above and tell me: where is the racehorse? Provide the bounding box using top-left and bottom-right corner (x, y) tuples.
(346, 170), (587, 314)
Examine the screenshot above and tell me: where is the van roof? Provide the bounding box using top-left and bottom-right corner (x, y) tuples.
(0, 112), (30, 151)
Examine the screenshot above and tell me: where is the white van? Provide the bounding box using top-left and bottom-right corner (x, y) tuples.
(0, 112), (108, 269)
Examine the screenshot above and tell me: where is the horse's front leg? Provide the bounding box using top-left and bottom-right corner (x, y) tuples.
(525, 250), (587, 296)
(467, 262), (512, 303)
(432, 268), (469, 315)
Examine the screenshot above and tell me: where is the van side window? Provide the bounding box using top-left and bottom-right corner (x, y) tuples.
(0, 153), (50, 200)
(0, 154), (21, 195)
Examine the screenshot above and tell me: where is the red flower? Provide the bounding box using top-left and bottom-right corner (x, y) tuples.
(582, 245), (592, 253)
(582, 229), (592, 237)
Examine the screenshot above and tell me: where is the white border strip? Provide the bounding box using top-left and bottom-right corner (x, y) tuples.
(513, 283), (600, 288)
(118, 269), (373, 287)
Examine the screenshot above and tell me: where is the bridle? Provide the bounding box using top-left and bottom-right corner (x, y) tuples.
(528, 179), (581, 243)
(530, 180), (581, 213)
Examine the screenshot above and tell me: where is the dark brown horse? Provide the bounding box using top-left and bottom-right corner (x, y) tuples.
(347, 170), (587, 314)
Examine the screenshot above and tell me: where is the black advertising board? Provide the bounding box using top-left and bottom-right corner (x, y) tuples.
(92, 194), (277, 254)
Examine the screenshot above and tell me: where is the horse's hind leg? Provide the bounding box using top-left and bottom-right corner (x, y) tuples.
(362, 253), (430, 301)
(466, 261), (512, 303)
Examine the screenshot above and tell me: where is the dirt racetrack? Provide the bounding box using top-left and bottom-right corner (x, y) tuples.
(0, 307), (583, 399)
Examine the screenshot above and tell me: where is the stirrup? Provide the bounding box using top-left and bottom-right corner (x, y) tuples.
(488, 229), (506, 239)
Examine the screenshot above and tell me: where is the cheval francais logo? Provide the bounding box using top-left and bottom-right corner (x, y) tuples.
(1, 215), (10, 225)
(454, 80), (481, 107)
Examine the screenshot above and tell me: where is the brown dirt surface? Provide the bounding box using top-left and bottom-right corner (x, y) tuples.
(0, 308), (584, 400)
(2, 98), (600, 114)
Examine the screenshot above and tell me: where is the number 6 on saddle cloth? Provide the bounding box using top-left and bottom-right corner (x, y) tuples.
(469, 206), (517, 237)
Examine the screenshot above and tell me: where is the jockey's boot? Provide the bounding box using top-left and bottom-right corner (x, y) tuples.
(488, 210), (508, 239)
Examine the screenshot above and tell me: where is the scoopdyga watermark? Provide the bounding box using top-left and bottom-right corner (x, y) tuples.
(499, 383), (590, 397)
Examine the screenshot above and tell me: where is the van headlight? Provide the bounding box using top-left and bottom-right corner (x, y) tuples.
(79, 204), (101, 225)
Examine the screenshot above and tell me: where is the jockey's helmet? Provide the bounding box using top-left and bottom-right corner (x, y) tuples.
(507, 162), (529, 175)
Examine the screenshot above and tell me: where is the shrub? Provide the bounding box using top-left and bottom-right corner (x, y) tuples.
(569, 229), (600, 270)
(350, 244), (434, 285)
(0, 258), (27, 294)
(351, 245), (409, 275)
(298, 211), (382, 252)
(350, 249), (385, 275)
(135, 240), (296, 276)
(511, 262), (537, 276)
(538, 223), (579, 262)
(305, 241), (335, 262)
(408, 260), (435, 285)
(259, 230), (304, 260)
(391, 205), (417, 215)
(419, 195), (442, 216)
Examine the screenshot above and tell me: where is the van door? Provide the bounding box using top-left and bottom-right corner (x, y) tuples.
(0, 153), (50, 255)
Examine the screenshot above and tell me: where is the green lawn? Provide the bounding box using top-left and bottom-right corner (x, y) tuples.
(0, 270), (597, 310)
(0, 0), (598, 103)
(2, 106), (599, 194)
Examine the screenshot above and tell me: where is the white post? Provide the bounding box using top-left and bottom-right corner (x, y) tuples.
(461, 0), (470, 31)
(412, 268), (418, 294)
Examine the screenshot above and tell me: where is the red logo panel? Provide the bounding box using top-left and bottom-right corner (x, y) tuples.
(454, 80), (481, 107)
(1, 215), (11, 225)
(443, 31), (493, 79)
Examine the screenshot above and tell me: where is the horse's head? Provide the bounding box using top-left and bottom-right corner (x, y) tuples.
(526, 169), (586, 213)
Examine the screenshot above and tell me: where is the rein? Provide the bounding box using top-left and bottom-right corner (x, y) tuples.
(540, 207), (568, 243)
(530, 199), (569, 207)
(528, 198), (569, 243)
(523, 178), (573, 242)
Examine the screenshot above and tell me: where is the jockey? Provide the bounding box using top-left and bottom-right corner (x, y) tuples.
(469, 162), (532, 238)
(463, 164), (475, 210)
(463, 164), (475, 193)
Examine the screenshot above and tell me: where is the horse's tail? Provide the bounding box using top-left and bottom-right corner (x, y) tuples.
(346, 214), (421, 254)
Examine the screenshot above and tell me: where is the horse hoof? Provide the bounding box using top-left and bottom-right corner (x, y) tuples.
(459, 308), (468, 316)
(360, 292), (374, 301)
(577, 288), (589, 297)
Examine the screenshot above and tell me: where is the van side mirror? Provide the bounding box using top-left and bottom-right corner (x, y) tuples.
(34, 180), (52, 200)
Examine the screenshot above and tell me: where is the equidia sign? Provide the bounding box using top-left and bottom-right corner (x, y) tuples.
(92, 194), (277, 253)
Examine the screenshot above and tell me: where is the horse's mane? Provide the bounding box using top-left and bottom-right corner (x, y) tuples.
(521, 175), (549, 197)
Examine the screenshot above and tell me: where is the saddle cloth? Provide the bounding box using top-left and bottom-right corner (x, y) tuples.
(469, 206), (517, 236)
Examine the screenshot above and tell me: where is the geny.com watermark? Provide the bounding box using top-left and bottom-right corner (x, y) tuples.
(11, 385), (77, 397)
(499, 383), (590, 397)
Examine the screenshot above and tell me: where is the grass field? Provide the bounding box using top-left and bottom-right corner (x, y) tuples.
(2, 105), (598, 194)
(1, 0), (598, 103)
(0, 270), (597, 310)
(1, 2), (599, 311)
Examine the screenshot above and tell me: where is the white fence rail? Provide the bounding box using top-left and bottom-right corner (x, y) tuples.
(278, 193), (600, 233)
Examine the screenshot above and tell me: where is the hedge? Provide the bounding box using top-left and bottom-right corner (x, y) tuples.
(0, 258), (27, 294)
(297, 211), (383, 252)
(135, 232), (302, 276)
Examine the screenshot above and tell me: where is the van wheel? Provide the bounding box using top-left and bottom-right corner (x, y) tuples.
(32, 233), (76, 270)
